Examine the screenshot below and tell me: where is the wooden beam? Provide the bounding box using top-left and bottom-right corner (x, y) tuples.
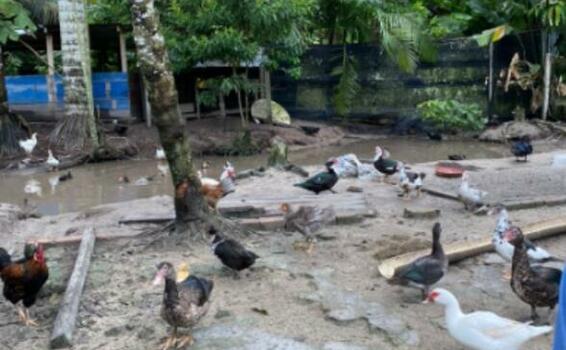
(46, 33), (56, 103)
(378, 216), (566, 279)
(50, 228), (96, 349)
(118, 27), (128, 73)
(27, 232), (138, 248)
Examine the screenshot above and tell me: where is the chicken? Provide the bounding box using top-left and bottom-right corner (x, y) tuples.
(388, 223), (447, 300)
(511, 136), (533, 162)
(19, 133), (37, 156)
(425, 288), (552, 350)
(506, 226), (562, 323)
(398, 163), (426, 199)
(0, 243), (49, 326)
(153, 262), (213, 350)
(294, 159), (338, 194)
(458, 171), (487, 211)
(199, 161), (236, 211)
(280, 202), (336, 253)
(209, 227), (259, 277)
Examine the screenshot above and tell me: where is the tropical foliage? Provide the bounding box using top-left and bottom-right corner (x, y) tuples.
(417, 99), (486, 132)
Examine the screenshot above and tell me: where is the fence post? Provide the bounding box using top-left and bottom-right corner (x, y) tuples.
(542, 53), (553, 121)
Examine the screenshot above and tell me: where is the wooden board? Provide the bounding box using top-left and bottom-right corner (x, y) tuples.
(378, 216), (566, 279)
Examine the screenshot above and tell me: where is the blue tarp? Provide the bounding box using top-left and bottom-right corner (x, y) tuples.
(5, 72), (130, 111)
(553, 264), (566, 350)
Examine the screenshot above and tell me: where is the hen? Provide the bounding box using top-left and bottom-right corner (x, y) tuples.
(199, 161), (236, 211)
(153, 262), (213, 350)
(280, 203), (336, 253)
(0, 243), (49, 326)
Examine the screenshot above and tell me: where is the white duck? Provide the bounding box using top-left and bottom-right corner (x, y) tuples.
(489, 204), (561, 264)
(24, 179), (42, 197)
(46, 149), (60, 170)
(19, 133), (38, 156)
(155, 147), (166, 160)
(398, 163), (426, 199)
(458, 171), (487, 210)
(426, 288), (552, 350)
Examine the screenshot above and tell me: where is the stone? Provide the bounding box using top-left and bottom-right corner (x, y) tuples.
(267, 137), (288, 167)
(215, 310), (232, 319)
(479, 121), (550, 142)
(483, 253), (506, 265)
(104, 325), (127, 337)
(302, 271), (419, 347)
(347, 186), (364, 193)
(403, 207), (441, 219)
(251, 99), (291, 126)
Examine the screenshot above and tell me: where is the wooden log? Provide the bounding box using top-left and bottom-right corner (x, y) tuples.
(422, 187), (460, 201)
(27, 232), (138, 248)
(50, 228), (96, 349)
(378, 216), (566, 279)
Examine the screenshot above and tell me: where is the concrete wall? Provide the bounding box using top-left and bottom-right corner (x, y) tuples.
(272, 39), (488, 122)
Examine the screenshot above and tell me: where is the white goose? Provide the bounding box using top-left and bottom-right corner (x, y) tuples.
(489, 204), (561, 263)
(46, 149), (60, 170)
(155, 147), (166, 160)
(19, 133), (38, 156)
(458, 171), (487, 210)
(426, 288), (552, 350)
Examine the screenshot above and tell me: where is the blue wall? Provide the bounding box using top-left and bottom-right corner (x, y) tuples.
(6, 72), (130, 112)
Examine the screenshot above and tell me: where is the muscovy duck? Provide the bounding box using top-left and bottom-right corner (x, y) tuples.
(489, 204), (562, 264)
(153, 262), (213, 350)
(294, 159), (338, 194)
(511, 136), (533, 162)
(46, 149), (59, 170)
(398, 163), (426, 199)
(425, 288), (552, 350)
(388, 222), (447, 300)
(458, 172), (487, 211)
(506, 226), (563, 322)
(209, 227), (258, 277)
(280, 203), (336, 254)
(373, 146), (400, 183)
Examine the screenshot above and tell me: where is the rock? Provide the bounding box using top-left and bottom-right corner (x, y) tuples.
(302, 271), (419, 347)
(104, 325), (127, 337)
(251, 99), (291, 125)
(136, 326), (155, 340)
(483, 253), (506, 265)
(347, 186), (364, 193)
(214, 310), (232, 319)
(403, 207), (440, 219)
(479, 121), (550, 142)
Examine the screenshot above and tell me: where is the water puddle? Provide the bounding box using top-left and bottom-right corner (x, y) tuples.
(0, 137), (507, 215)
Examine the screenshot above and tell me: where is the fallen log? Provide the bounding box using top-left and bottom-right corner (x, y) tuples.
(50, 228), (96, 349)
(378, 216), (566, 280)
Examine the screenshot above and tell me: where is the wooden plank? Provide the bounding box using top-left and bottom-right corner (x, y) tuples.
(378, 216), (566, 280)
(28, 233), (140, 248)
(50, 228), (96, 349)
(422, 187), (460, 201)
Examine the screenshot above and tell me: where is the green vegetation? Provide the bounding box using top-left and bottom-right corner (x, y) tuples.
(417, 99), (486, 132)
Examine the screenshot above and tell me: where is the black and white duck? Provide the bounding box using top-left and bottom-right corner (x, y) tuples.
(209, 227), (259, 277)
(294, 159), (338, 194)
(373, 146), (400, 183)
(153, 262), (213, 350)
(398, 163), (426, 199)
(506, 226), (562, 322)
(388, 222), (448, 300)
(511, 136), (533, 162)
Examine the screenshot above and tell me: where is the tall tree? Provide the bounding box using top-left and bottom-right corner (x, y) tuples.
(50, 0), (99, 151)
(0, 0), (36, 156)
(130, 0), (237, 237)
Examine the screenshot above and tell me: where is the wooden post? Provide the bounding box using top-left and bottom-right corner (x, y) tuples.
(542, 52), (553, 121)
(50, 228), (96, 349)
(487, 41), (494, 121)
(265, 69), (272, 124)
(141, 78), (152, 127)
(118, 27), (128, 73)
(46, 32), (57, 104)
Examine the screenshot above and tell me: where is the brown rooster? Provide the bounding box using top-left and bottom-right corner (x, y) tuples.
(198, 161), (236, 211)
(0, 243), (49, 326)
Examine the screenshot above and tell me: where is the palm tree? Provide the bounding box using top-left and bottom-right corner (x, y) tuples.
(50, 0), (98, 151)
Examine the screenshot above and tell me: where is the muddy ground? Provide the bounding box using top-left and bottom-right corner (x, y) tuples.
(1, 152), (566, 349)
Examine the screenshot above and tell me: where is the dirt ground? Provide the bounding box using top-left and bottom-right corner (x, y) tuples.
(1, 151), (566, 349)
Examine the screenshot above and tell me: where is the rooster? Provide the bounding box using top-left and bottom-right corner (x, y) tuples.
(198, 162), (236, 211)
(0, 243), (49, 326)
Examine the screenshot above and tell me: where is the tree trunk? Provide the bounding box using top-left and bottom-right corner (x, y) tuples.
(232, 67), (247, 128)
(129, 0), (222, 236)
(0, 45), (29, 156)
(51, 0), (98, 151)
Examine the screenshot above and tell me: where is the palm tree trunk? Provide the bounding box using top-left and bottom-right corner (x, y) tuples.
(50, 0), (98, 151)
(129, 0), (213, 235)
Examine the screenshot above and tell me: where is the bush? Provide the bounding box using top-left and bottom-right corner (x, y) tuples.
(417, 99), (486, 132)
